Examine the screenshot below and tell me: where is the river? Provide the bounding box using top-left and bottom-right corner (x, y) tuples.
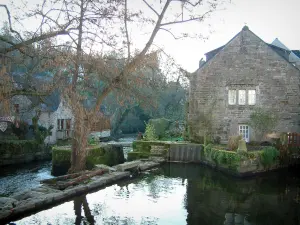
(0, 161), (53, 197)
(8, 163), (300, 225)
(0, 136), (135, 197)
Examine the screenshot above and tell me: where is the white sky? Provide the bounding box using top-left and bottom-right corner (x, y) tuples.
(1, 0), (300, 72)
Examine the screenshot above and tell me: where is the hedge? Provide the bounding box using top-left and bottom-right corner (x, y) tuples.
(0, 140), (41, 156)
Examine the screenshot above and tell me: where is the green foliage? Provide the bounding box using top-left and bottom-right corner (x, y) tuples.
(249, 108), (278, 140)
(30, 116), (53, 144)
(0, 140), (40, 155)
(35, 125), (53, 144)
(143, 122), (158, 141)
(259, 147), (279, 167)
(228, 135), (242, 151)
(12, 121), (29, 139)
(160, 136), (184, 141)
(148, 118), (171, 139)
(204, 144), (280, 171)
(133, 140), (171, 152)
(52, 145), (124, 173)
(204, 144), (241, 169)
(52, 148), (71, 163)
(204, 143), (213, 158)
(88, 136), (98, 145)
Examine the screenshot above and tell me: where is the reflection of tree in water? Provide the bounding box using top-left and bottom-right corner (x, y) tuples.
(115, 170), (178, 201)
(74, 195), (95, 225)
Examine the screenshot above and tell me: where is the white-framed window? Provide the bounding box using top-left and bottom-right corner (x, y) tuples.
(57, 119), (71, 130)
(228, 90), (236, 105)
(57, 119), (64, 130)
(238, 90), (246, 105)
(248, 90), (256, 105)
(239, 125), (249, 142)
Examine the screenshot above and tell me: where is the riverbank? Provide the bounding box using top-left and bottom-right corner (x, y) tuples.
(0, 160), (160, 224)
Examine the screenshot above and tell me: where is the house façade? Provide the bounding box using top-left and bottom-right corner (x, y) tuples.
(188, 26), (300, 143)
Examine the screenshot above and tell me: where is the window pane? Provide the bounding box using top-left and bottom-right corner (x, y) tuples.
(228, 90), (236, 105)
(238, 90), (246, 105)
(239, 125), (249, 142)
(248, 90), (256, 105)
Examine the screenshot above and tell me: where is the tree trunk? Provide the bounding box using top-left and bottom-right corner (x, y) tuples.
(69, 108), (90, 173)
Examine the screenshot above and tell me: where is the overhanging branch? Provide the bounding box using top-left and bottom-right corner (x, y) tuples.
(0, 4), (23, 41)
(160, 10), (211, 26)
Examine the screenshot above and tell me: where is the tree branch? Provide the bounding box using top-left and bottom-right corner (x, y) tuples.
(160, 11), (211, 26)
(159, 28), (183, 40)
(0, 29), (69, 54)
(93, 0), (172, 114)
(0, 4), (23, 41)
(142, 0), (159, 17)
(124, 0), (131, 60)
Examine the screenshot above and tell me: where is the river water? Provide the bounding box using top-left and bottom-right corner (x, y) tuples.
(0, 137), (135, 197)
(0, 161), (53, 197)
(9, 163), (300, 225)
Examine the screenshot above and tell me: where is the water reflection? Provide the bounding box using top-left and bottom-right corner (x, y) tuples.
(12, 163), (300, 225)
(74, 196), (95, 225)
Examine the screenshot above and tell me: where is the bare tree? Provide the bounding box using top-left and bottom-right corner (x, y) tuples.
(1, 0), (226, 172)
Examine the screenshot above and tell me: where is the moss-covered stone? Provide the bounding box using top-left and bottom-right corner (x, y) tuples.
(133, 140), (172, 152)
(52, 145), (124, 175)
(0, 140), (51, 166)
(127, 152), (151, 161)
(203, 144), (281, 174)
(128, 140), (171, 161)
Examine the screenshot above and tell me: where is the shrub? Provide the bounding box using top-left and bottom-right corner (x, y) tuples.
(260, 147), (279, 167)
(143, 123), (158, 141)
(148, 118), (171, 139)
(204, 143), (213, 158)
(12, 121), (29, 139)
(249, 108), (278, 141)
(213, 136), (221, 144)
(228, 135), (242, 151)
(88, 136), (97, 145)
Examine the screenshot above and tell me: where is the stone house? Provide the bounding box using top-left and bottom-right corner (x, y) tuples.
(188, 26), (300, 143)
(38, 91), (74, 144)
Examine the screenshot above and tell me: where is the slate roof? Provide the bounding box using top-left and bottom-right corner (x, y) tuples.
(10, 69), (109, 114)
(199, 26), (300, 71)
(292, 50), (300, 58)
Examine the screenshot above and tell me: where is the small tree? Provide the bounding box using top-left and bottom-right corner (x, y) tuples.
(143, 122), (158, 141)
(249, 108), (278, 141)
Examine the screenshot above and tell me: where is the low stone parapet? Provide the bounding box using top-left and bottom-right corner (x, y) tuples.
(114, 160), (141, 171)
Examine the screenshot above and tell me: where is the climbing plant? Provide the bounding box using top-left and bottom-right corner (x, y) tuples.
(249, 108), (278, 141)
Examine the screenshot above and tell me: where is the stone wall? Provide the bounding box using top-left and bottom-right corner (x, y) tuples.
(188, 27), (300, 143)
(168, 144), (203, 162)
